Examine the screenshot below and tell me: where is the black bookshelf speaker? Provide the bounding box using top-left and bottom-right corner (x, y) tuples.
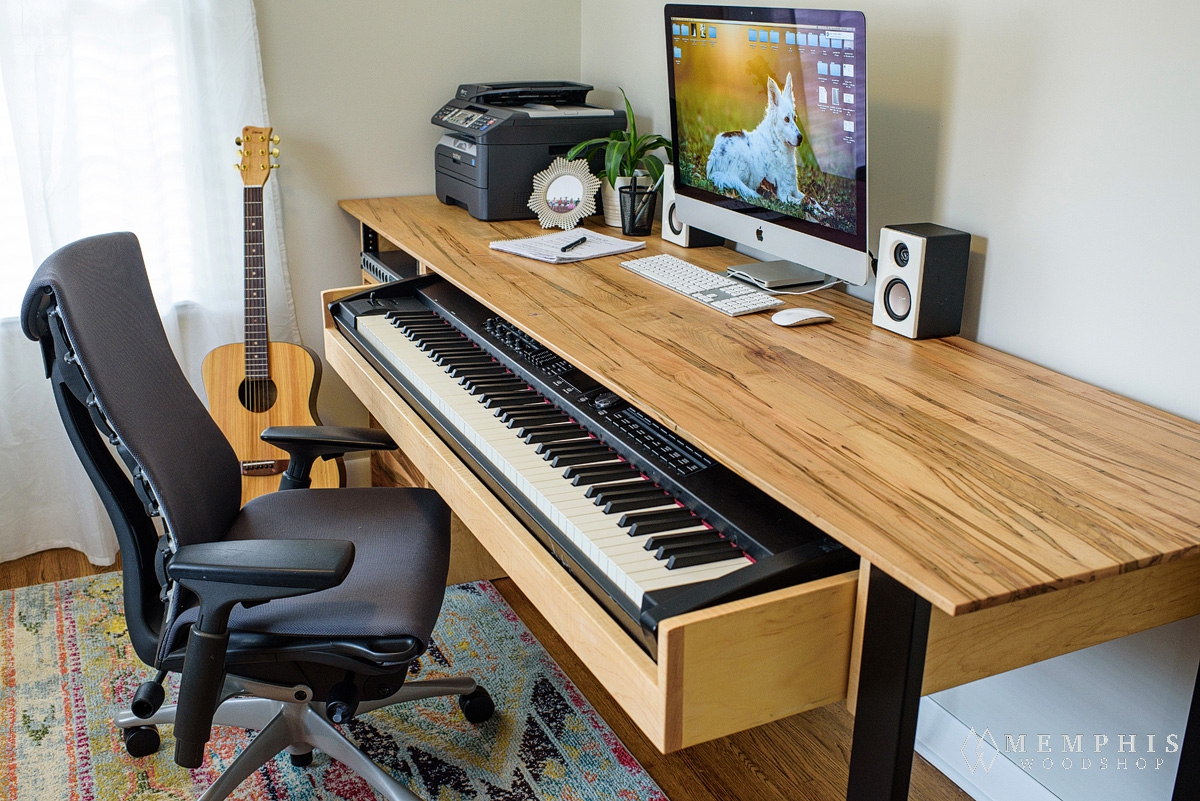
(661, 165), (723, 247)
(872, 223), (972, 339)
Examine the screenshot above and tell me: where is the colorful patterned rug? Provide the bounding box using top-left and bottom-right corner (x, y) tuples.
(0, 574), (666, 800)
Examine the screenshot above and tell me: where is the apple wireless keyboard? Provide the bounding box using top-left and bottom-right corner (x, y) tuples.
(620, 254), (785, 317)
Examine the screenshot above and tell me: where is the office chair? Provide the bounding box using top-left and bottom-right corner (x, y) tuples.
(20, 232), (494, 801)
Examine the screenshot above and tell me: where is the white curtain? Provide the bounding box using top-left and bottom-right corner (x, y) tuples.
(0, 0), (298, 564)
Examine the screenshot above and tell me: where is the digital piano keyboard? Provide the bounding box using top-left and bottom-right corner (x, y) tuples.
(331, 275), (857, 655)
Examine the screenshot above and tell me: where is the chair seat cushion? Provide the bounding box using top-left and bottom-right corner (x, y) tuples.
(165, 487), (450, 652)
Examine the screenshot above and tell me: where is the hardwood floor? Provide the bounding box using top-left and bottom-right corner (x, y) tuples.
(0, 547), (971, 801)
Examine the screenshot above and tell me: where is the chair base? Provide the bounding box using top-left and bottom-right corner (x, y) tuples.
(115, 676), (480, 801)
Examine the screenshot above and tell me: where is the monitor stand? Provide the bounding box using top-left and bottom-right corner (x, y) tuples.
(725, 259), (827, 290)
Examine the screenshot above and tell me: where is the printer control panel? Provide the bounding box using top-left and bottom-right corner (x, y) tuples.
(433, 105), (500, 133)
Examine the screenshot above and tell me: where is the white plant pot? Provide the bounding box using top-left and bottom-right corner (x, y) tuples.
(600, 175), (650, 228)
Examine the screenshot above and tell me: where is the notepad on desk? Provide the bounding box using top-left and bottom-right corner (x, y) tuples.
(489, 229), (645, 264)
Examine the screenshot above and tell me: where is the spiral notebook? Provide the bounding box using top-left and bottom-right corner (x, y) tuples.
(489, 229), (645, 264)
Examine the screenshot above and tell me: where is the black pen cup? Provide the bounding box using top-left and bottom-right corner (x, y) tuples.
(619, 184), (657, 236)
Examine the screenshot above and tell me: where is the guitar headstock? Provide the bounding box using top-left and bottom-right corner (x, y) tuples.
(235, 125), (280, 186)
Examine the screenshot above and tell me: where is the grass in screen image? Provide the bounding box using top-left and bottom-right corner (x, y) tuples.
(674, 44), (856, 232)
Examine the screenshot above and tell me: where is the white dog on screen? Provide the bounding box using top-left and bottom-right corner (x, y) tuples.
(706, 72), (807, 206)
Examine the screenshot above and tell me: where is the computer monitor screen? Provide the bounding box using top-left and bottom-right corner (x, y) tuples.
(665, 5), (868, 285)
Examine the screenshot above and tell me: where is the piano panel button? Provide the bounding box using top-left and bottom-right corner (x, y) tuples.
(644, 531), (724, 551)
(666, 544), (746, 569)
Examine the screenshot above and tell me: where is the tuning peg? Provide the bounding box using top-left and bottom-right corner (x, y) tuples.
(234, 162), (242, 170)
(271, 135), (280, 145)
(270, 148), (279, 158)
(235, 136), (243, 146)
(270, 163), (280, 169)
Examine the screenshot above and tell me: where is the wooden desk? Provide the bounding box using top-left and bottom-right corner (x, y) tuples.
(329, 196), (1200, 799)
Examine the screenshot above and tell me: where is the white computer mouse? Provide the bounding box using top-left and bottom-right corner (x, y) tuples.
(771, 307), (835, 327)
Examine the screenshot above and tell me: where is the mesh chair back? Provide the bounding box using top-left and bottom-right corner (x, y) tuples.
(21, 232), (241, 548)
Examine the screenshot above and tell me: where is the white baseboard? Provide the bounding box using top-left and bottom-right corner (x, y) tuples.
(916, 697), (1060, 801)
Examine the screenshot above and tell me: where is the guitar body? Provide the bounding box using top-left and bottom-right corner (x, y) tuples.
(202, 341), (343, 506)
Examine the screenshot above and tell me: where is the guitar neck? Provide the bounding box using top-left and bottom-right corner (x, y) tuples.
(244, 185), (269, 378)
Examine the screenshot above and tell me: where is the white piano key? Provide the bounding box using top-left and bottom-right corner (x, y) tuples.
(357, 315), (751, 609)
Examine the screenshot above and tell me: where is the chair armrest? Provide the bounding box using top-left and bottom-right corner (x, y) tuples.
(166, 538), (354, 768)
(168, 539), (355, 593)
(260, 426), (397, 490)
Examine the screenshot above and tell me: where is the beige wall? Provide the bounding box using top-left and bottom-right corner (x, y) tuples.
(255, 0), (582, 425)
(581, 0), (1200, 424)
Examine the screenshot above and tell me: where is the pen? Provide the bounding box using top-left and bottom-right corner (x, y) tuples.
(560, 236), (587, 253)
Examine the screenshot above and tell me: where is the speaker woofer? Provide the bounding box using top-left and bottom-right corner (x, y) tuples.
(883, 278), (912, 321)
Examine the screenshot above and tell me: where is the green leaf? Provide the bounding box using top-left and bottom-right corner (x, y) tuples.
(605, 139), (629, 186)
(620, 87), (637, 142)
(643, 154), (664, 185)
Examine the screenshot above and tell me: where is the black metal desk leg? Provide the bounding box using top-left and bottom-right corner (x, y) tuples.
(846, 566), (932, 801)
(1172, 661), (1200, 800)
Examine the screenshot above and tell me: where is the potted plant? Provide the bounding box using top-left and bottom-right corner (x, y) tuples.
(567, 88), (673, 227)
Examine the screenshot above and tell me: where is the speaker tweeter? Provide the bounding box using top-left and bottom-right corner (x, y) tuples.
(872, 223), (971, 339)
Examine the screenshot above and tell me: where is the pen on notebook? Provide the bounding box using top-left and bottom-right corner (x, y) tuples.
(560, 236), (587, 253)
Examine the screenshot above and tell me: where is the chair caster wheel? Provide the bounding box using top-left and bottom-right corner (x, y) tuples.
(289, 750), (314, 767)
(122, 724), (161, 758)
(458, 686), (494, 724)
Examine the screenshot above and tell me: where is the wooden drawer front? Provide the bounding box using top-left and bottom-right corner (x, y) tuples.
(323, 293), (858, 752)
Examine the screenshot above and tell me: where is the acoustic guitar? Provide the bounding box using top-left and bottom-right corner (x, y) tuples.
(201, 126), (342, 505)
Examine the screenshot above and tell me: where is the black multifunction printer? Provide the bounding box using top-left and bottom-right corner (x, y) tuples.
(432, 82), (626, 221)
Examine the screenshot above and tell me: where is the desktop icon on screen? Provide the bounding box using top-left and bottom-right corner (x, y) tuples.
(817, 61), (829, 75)
(709, 26), (716, 38)
(843, 63), (855, 78)
(844, 92), (854, 104)
(819, 35), (830, 47)
(785, 31), (795, 45)
(674, 46), (683, 59)
(830, 62), (842, 76)
(673, 24), (681, 36)
(818, 86), (828, 104)
(748, 29), (757, 42)
(832, 38), (843, 49)
(769, 31), (780, 43)
(760, 29), (768, 42)
(808, 33), (819, 46)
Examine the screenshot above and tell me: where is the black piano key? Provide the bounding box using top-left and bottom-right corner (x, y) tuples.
(403, 326), (456, 338)
(421, 341), (474, 352)
(603, 494), (677, 514)
(644, 531), (723, 552)
(505, 414), (568, 429)
(550, 451), (619, 468)
(655, 539), (736, 560)
(449, 365), (506, 379)
(666, 545), (745, 570)
(568, 465), (639, 486)
(459, 371), (512, 386)
(413, 332), (466, 343)
(523, 427), (590, 445)
(535, 440), (602, 456)
(465, 379), (526, 394)
(592, 484), (668, 504)
(483, 394), (545, 410)
(583, 478), (650, 498)
(442, 356), (496, 369)
(628, 518), (705, 537)
(484, 395), (547, 410)
(462, 376), (522, 390)
(384, 311), (435, 320)
(618, 507), (692, 528)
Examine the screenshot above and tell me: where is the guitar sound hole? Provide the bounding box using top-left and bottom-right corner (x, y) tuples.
(238, 378), (278, 413)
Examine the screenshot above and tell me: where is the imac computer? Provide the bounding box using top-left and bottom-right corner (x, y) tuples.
(665, 5), (869, 286)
